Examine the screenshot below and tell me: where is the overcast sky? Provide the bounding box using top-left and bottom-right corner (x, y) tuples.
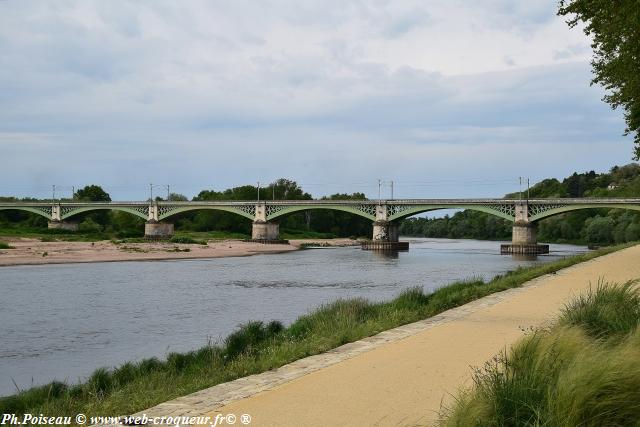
(1, 0), (635, 200)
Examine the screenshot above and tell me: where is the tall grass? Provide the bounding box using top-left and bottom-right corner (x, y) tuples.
(440, 281), (640, 426)
(559, 279), (640, 341)
(0, 243), (633, 419)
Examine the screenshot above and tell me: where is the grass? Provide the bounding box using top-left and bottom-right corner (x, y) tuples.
(0, 241), (14, 249)
(168, 230), (249, 241)
(0, 242), (634, 420)
(439, 280), (640, 426)
(280, 228), (337, 239)
(168, 236), (207, 245)
(0, 227), (250, 243)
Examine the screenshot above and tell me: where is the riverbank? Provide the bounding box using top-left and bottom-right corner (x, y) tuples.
(0, 243), (632, 420)
(0, 238), (358, 266)
(203, 243), (640, 426)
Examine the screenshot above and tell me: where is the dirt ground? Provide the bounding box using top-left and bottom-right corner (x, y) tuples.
(0, 238), (358, 266)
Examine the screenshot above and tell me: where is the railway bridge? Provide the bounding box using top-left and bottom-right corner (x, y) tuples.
(1, 198), (639, 252)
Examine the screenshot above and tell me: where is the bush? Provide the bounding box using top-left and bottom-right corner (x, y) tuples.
(169, 236), (207, 245)
(78, 218), (103, 233)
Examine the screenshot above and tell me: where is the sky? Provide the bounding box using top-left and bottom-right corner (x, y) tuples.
(0, 0), (636, 201)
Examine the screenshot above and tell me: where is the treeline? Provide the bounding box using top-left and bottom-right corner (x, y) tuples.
(0, 180), (372, 238)
(400, 163), (640, 246)
(3, 165), (640, 244)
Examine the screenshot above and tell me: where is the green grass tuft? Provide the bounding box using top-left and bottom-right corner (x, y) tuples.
(168, 236), (207, 245)
(440, 280), (640, 426)
(559, 279), (640, 340)
(0, 241), (15, 249)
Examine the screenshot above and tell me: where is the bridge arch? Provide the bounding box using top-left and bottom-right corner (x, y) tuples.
(265, 205), (376, 222)
(159, 206), (254, 221)
(388, 205), (515, 222)
(529, 204), (640, 222)
(0, 206), (52, 220)
(61, 206), (148, 221)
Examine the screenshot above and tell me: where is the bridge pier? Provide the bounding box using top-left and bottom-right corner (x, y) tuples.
(47, 221), (79, 231)
(501, 222), (549, 255)
(362, 220), (409, 250)
(144, 221), (174, 239)
(252, 221), (283, 242)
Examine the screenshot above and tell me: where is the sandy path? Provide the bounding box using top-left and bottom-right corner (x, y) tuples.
(205, 245), (640, 426)
(0, 238), (357, 266)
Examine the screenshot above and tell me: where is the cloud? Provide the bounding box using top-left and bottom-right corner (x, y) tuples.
(0, 0), (633, 200)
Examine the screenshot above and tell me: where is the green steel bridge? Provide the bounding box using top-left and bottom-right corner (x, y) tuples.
(1, 198), (639, 249)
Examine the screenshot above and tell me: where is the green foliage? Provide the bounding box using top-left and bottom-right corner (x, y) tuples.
(78, 218), (103, 233)
(558, 1), (640, 158)
(441, 281), (640, 426)
(401, 211), (511, 240)
(74, 185), (111, 202)
(72, 185), (112, 227)
(403, 164), (640, 246)
(0, 241), (14, 249)
(0, 244), (628, 418)
(224, 321), (284, 359)
(280, 229), (336, 239)
(168, 236), (207, 245)
(308, 193), (371, 237)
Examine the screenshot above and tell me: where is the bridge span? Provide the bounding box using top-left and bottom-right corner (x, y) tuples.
(1, 198), (639, 252)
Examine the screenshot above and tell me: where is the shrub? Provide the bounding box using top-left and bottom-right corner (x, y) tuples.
(169, 236), (207, 245)
(78, 218), (103, 233)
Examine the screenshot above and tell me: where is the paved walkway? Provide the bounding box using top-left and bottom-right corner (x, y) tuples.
(135, 245), (640, 427)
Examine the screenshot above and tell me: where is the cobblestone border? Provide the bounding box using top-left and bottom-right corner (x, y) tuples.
(123, 267), (580, 423)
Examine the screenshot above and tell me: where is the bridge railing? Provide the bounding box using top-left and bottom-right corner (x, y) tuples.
(1, 198), (640, 208)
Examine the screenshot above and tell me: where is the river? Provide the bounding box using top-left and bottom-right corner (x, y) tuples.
(0, 238), (587, 396)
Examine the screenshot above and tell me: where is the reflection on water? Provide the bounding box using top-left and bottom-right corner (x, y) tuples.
(511, 254), (540, 261)
(371, 250), (402, 260)
(0, 238), (587, 396)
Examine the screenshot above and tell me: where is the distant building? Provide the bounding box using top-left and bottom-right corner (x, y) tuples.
(607, 183), (619, 190)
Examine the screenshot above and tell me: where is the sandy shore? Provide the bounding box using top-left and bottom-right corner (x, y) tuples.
(0, 238), (358, 266)
(198, 244), (640, 426)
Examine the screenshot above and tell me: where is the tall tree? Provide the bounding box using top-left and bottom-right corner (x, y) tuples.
(75, 185), (111, 202)
(73, 185), (111, 226)
(558, 1), (640, 158)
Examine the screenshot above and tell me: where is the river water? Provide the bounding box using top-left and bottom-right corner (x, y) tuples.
(0, 238), (587, 396)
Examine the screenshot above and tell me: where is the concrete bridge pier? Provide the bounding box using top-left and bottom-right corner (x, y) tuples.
(251, 220), (289, 244)
(362, 218), (409, 251)
(512, 221), (537, 245)
(47, 220), (79, 231)
(501, 221), (548, 254)
(250, 203), (287, 243)
(251, 221), (280, 241)
(144, 221), (174, 239)
(501, 202), (549, 254)
(47, 205), (79, 231)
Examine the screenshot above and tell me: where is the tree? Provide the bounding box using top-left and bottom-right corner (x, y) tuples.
(73, 185), (111, 226)
(558, 1), (640, 158)
(168, 193), (188, 201)
(75, 185), (111, 202)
